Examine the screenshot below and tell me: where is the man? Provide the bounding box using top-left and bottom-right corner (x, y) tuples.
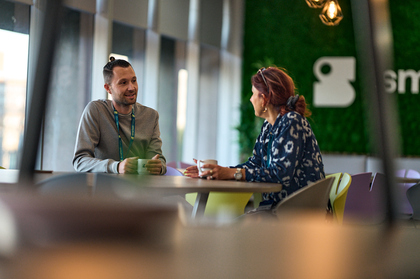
(72, 57), (166, 174)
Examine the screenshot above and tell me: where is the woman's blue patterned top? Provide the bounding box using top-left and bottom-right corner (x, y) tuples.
(234, 111), (325, 207)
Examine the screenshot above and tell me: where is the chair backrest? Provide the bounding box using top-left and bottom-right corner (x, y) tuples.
(272, 177), (334, 217)
(406, 182), (420, 220)
(396, 169), (420, 215)
(342, 172), (373, 223)
(331, 173), (352, 224)
(166, 161), (193, 170)
(406, 169), (420, 179)
(204, 192), (254, 217)
(180, 164), (251, 218)
(327, 172), (343, 209)
(344, 172), (386, 224)
(185, 192), (253, 218)
(179, 162), (193, 169)
(166, 161), (178, 168)
(165, 166), (184, 176)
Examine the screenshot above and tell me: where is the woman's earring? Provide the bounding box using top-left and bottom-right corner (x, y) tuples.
(263, 107), (267, 113)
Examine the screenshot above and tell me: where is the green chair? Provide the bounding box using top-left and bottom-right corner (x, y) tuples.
(329, 173), (352, 224)
(326, 173), (342, 207)
(186, 192), (253, 217)
(326, 173), (342, 219)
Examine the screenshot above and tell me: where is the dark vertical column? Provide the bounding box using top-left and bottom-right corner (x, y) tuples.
(18, 0), (63, 188)
(351, 0), (400, 227)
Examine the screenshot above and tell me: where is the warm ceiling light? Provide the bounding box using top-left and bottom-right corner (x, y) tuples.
(305, 0), (326, 8)
(319, 0), (343, 26)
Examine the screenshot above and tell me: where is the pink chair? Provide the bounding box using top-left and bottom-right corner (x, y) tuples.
(164, 166), (184, 176)
(343, 172), (375, 223)
(406, 182), (420, 222)
(166, 161), (193, 171)
(166, 161), (178, 168)
(395, 169), (420, 216)
(179, 162), (193, 169)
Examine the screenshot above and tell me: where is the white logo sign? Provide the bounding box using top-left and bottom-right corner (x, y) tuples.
(384, 69), (420, 94)
(313, 57), (356, 107)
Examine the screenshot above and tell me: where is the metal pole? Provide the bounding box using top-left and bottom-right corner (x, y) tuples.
(18, 0), (64, 188)
(351, 0), (400, 227)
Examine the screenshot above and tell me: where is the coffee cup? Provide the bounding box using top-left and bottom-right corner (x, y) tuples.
(137, 159), (149, 174)
(197, 159), (217, 177)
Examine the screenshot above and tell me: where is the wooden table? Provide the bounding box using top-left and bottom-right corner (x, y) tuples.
(123, 175), (282, 218)
(3, 172), (420, 278)
(0, 170), (282, 219)
(396, 177), (420, 184)
(4, 212), (420, 279)
(0, 169), (53, 184)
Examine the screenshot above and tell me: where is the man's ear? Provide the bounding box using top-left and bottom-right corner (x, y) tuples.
(104, 83), (111, 94)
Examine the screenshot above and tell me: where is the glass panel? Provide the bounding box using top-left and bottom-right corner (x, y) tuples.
(177, 69), (188, 161)
(200, 0), (223, 47)
(111, 21), (146, 104)
(158, 36), (187, 163)
(42, 8), (94, 171)
(0, 0), (30, 169)
(196, 45), (220, 160)
(158, 36), (177, 162)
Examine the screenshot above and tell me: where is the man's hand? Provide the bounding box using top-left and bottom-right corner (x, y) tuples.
(118, 157), (138, 174)
(146, 154), (162, 175)
(184, 158), (199, 178)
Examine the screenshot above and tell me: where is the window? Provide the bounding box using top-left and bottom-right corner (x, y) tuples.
(42, 7), (94, 171)
(158, 36), (187, 163)
(0, 0), (30, 169)
(111, 21), (146, 102)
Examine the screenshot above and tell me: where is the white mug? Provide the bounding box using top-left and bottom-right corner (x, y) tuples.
(197, 159), (217, 177)
(137, 159), (149, 174)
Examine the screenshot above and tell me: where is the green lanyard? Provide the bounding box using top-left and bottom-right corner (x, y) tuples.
(113, 107), (135, 161)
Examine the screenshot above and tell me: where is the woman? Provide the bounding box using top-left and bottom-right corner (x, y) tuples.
(185, 66), (325, 210)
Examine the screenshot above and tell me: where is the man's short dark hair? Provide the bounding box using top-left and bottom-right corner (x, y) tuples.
(103, 56), (132, 84)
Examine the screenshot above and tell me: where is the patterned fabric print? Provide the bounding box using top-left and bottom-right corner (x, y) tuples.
(234, 111), (325, 207)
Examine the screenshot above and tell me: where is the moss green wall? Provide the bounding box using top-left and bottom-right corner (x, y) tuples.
(240, 0), (419, 159)
(388, 1), (420, 155)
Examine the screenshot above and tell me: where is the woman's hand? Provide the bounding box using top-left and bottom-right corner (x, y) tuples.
(184, 159), (240, 180)
(184, 165), (200, 178)
(200, 164), (237, 180)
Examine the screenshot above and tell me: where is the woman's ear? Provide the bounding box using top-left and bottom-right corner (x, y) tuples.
(261, 94), (268, 106)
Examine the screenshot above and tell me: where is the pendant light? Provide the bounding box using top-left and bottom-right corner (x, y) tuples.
(319, 0), (343, 26)
(305, 0), (326, 8)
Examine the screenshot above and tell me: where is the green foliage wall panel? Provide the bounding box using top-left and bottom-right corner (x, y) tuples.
(388, 1), (420, 155)
(240, 0), (419, 159)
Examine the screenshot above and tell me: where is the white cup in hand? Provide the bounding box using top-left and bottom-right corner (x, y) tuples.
(197, 159), (217, 177)
(138, 159), (149, 174)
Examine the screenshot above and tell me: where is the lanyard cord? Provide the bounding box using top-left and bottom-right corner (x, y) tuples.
(266, 131), (273, 168)
(114, 107), (135, 161)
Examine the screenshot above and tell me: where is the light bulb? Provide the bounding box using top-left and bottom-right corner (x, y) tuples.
(305, 0), (326, 8)
(327, 1), (337, 19)
(319, 0), (343, 26)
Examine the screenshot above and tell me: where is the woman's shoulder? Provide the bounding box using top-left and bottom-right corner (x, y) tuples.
(278, 111), (306, 126)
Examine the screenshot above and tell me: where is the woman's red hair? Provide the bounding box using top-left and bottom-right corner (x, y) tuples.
(251, 67), (311, 118)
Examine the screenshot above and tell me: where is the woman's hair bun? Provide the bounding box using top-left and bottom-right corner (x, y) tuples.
(109, 56), (115, 62)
